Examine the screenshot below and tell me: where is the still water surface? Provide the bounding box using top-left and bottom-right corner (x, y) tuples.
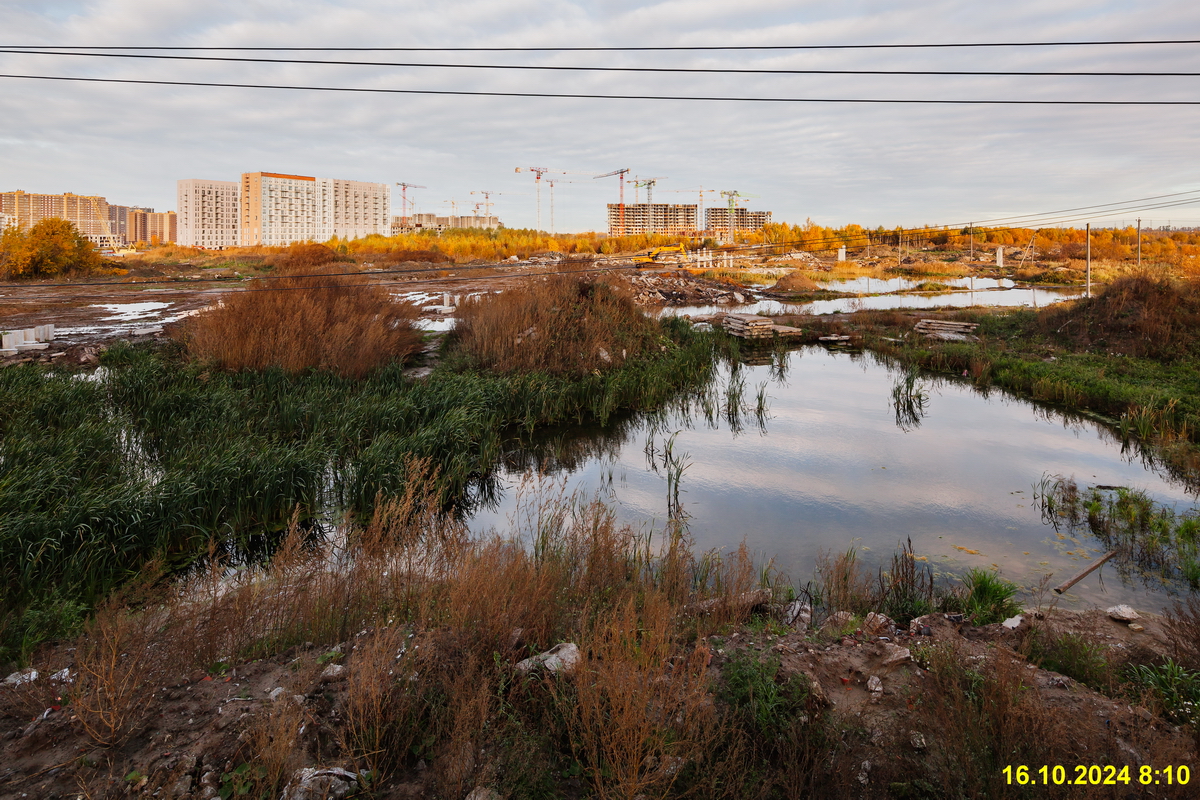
(474, 346), (1195, 610)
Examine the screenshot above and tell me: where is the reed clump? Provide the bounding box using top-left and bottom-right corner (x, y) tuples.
(453, 275), (662, 377)
(179, 263), (421, 379)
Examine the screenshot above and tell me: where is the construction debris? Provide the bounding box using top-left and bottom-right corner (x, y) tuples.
(914, 319), (980, 341)
(622, 271), (755, 306)
(723, 313), (775, 339)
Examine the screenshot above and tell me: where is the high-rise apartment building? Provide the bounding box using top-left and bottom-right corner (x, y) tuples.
(129, 210), (177, 245)
(239, 172), (390, 247)
(177, 180), (240, 249)
(0, 190), (119, 245)
(704, 207), (772, 233)
(607, 203), (698, 237)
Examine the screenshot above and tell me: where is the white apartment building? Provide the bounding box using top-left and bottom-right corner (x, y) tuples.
(240, 172), (390, 247)
(177, 179), (240, 249)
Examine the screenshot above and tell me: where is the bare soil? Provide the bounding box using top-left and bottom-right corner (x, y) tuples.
(2, 607), (1192, 799)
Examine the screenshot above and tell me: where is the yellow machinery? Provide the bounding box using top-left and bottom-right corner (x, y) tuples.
(631, 244), (687, 265)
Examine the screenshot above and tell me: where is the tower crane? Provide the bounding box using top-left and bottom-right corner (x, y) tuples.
(659, 187), (711, 236)
(719, 190), (760, 245)
(515, 167), (591, 232)
(633, 177), (667, 234)
(395, 182), (427, 229)
(593, 168), (632, 237)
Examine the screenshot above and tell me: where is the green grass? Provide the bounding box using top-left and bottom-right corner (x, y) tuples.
(961, 568), (1021, 625)
(0, 319), (732, 664)
(1127, 660), (1200, 726)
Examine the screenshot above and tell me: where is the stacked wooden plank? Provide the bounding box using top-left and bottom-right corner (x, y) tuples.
(914, 319), (979, 341)
(723, 313), (775, 339)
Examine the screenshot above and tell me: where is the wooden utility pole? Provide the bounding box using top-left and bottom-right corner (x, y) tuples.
(1086, 223), (1092, 298)
(1137, 218), (1142, 267)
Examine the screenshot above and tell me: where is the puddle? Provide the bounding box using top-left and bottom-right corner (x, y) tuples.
(93, 301), (172, 321)
(661, 286), (1081, 318)
(475, 347), (1194, 609)
(818, 276), (1017, 293)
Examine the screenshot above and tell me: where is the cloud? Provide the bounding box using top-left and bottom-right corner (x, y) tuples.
(1, 1), (1198, 228)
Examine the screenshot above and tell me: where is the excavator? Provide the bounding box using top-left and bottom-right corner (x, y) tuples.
(631, 244), (688, 266)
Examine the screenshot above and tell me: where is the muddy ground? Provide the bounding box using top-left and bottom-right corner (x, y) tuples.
(1, 606), (1193, 800)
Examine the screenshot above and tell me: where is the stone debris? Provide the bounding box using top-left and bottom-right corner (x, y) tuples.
(515, 642), (581, 675)
(268, 686), (287, 702)
(280, 767), (360, 800)
(1107, 605), (1140, 622)
(880, 643), (912, 667)
(862, 612), (894, 637)
(465, 788), (503, 800)
(1001, 614), (1024, 630)
(910, 731), (927, 751)
(622, 272), (756, 306)
(320, 663), (346, 681)
(867, 675), (883, 694)
(782, 600), (812, 628)
(3, 668), (38, 687)
(1127, 623), (1145, 632)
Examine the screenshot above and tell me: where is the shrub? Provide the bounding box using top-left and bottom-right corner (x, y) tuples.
(1021, 628), (1115, 693)
(453, 275), (662, 378)
(1, 217), (105, 278)
(179, 264), (421, 379)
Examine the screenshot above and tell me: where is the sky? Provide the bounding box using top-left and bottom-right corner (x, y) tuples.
(1, 0), (1198, 233)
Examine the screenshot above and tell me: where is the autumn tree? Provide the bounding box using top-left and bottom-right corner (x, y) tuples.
(0, 217), (104, 278)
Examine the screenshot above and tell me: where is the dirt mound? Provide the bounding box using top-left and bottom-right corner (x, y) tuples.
(772, 270), (821, 292)
(1040, 274), (1200, 359)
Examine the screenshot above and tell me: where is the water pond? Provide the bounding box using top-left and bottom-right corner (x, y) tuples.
(474, 345), (1196, 610)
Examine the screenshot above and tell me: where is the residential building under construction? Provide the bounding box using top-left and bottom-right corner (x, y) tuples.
(704, 207), (772, 232)
(394, 214), (500, 234)
(607, 203), (698, 237)
(0, 190), (119, 246)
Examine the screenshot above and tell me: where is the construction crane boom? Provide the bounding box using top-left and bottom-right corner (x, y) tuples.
(594, 168), (630, 236)
(395, 182), (427, 228)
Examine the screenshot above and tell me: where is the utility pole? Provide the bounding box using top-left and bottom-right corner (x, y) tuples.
(1137, 218), (1142, 267)
(1086, 223), (1092, 298)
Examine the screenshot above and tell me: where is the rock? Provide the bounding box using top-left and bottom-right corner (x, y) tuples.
(268, 687), (287, 702)
(867, 675), (883, 694)
(465, 789), (502, 800)
(1001, 615), (1024, 630)
(1128, 623), (1145, 632)
(822, 610), (855, 632)
(910, 731), (927, 751)
(686, 589), (771, 617)
(880, 643), (912, 667)
(781, 600), (812, 628)
(280, 767), (359, 800)
(862, 612), (894, 637)
(908, 615), (934, 636)
(3, 668), (37, 687)
(1107, 605), (1140, 622)
(515, 642), (581, 675)
(320, 663), (346, 681)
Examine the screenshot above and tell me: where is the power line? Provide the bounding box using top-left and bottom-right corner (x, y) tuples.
(2, 73), (1198, 104)
(2, 49), (1198, 77)
(4, 40), (1200, 51)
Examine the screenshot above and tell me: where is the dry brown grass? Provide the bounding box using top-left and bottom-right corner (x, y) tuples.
(179, 263), (421, 379)
(1040, 274), (1200, 360)
(453, 275), (662, 377)
(71, 597), (166, 747)
(1164, 594), (1200, 670)
(563, 593), (719, 800)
